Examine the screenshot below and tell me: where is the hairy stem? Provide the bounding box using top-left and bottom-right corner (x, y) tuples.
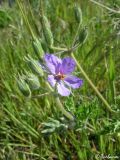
(55, 97), (74, 121)
(71, 53), (116, 113)
(46, 82), (74, 121)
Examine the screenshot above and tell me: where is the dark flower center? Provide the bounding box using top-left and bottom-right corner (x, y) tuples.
(55, 73), (65, 81)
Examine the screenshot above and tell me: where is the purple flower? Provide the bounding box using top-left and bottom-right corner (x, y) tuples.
(44, 54), (83, 96)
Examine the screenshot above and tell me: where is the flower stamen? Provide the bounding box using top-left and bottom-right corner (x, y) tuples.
(55, 73), (66, 81)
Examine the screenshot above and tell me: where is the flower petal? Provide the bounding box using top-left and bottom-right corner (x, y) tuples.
(48, 75), (56, 87)
(64, 75), (83, 89)
(57, 82), (71, 96)
(44, 54), (61, 74)
(60, 57), (76, 74)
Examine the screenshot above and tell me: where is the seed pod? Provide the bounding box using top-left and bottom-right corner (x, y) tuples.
(42, 15), (53, 46)
(25, 55), (44, 76)
(74, 5), (82, 24)
(26, 73), (40, 91)
(32, 38), (44, 59)
(79, 27), (88, 44)
(17, 76), (31, 97)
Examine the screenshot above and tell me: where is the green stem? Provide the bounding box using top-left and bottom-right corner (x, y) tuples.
(55, 97), (74, 121)
(51, 46), (67, 51)
(71, 53), (116, 113)
(46, 82), (74, 121)
(32, 92), (50, 98)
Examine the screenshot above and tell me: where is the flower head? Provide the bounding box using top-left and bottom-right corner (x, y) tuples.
(44, 54), (83, 96)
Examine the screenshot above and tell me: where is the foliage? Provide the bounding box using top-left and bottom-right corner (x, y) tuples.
(0, 0), (120, 159)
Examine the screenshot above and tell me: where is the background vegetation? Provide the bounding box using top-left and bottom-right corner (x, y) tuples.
(0, 0), (120, 159)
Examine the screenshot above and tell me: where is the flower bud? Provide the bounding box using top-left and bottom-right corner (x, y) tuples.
(17, 75), (31, 97)
(42, 15), (53, 46)
(25, 55), (44, 76)
(74, 5), (82, 24)
(32, 38), (44, 59)
(79, 27), (88, 44)
(26, 73), (40, 91)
